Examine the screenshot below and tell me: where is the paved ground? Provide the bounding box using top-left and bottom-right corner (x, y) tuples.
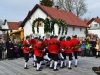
(0, 56), (99, 75)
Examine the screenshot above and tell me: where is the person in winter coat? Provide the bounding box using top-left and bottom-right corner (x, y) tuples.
(81, 42), (86, 57)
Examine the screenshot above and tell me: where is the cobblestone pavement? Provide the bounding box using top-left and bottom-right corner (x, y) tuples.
(0, 56), (99, 75)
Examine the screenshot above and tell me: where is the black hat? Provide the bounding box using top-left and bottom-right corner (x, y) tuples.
(73, 35), (77, 38)
(26, 36), (30, 39)
(66, 36), (71, 40)
(54, 35), (58, 38)
(34, 37), (38, 39)
(50, 35), (54, 39)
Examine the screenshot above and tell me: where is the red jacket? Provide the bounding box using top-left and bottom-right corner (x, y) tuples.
(30, 39), (37, 50)
(63, 40), (73, 53)
(47, 38), (59, 54)
(71, 38), (80, 51)
(23, 40), (30, 53)
(60, 40), (65, 52)
(34, 42), (44, 57)
(41, 39), (48, 46)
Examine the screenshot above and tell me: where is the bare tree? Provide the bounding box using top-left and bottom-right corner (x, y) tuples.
(73, 0), (87, 17)
(55, 0), (64, 9)
(56, 0), (87, 17)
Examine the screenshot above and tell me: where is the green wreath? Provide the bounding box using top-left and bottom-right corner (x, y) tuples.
(51, 18), (68, 35)
(32, 18), (45, 33)
(44, 18), (51, 33)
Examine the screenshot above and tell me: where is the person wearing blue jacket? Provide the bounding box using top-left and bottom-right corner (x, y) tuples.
(81, 42), (86, 57)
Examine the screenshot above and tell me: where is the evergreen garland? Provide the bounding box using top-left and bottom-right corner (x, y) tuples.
(65, 25), (68, 35)
(62, 25), (64, 35)
(32, 18), (45, 34)
(50, 18), (68, 35)
(44, 18), (51, 33)
(51, 20), (55, 34)
(37, 21), (39, 33)
(32, 18), (68, 35)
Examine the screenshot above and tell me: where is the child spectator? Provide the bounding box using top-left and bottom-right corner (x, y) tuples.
(81, 42), (86, 57)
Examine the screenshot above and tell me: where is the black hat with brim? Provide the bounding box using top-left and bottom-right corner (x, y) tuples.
(26, 36), (30, 39)
(73, 35), (77, 38)
(66, 36), (71, 40)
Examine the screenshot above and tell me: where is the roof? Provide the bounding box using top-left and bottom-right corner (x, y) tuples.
(87, 18), (100, 25)
(20, 4), (88, 27)
(84, 20), (90, 25)
(8, 22), (20, 30)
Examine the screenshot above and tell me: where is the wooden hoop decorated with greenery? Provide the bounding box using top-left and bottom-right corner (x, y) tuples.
(44, 18), (51, 33)
(32, 18), (45, 33)
(51, 18), (68, 35)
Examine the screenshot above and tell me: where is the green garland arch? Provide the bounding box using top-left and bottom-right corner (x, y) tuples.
(32, 18), (68, 35)
(44, 18), (51, 33)
(51, 18), (68, 35)
(32, 18), (45, 34)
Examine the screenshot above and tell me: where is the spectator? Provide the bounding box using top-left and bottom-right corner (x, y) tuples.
(2, 42), (7, 60)
(0, 38), (3, 60)
(7, 39), (14, 60)
(81, 41), (86, 57)
(96, 39), (100, 58)
(86, 42), (91, 56)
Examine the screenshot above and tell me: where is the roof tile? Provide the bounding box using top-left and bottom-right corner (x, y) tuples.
(8, 22), (20, 30)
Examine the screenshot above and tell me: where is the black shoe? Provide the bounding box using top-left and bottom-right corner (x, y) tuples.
(60, 66), (64, 68)
(39, 67), (43, 69)
(46, 64), (50, 67)
(96, 56), (98, 58)
(24, 67), (28, 69)
(33, 65), (37, 67)
(75, 65), (77, 67)
(49, 67), (53, 69)
(42, 63), (45, 65)
(36, 69), (42, 71)
(64, 66), (67, 67)
(53, 68), (59, 71)
(68, 67), (72, 69)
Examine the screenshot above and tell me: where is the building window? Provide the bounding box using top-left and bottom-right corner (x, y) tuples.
(73, 27), (75, 31)
(94, 24), (98, 27)
(80, 28), (82, 31)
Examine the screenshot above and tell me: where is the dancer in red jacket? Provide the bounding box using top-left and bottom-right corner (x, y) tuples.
(64, 36), (73, 69)
(59, 37), (66, 68)
(23, 36), (30, 69)
(30, 36), (37, 67)
(34, 38), (44, 71)
(71, 35), (80, 67)
(47, 35), (60, 71)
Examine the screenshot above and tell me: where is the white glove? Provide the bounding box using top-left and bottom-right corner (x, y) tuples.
(29, 46), (32, 48)
(43, 49), (46, 52)
(33, 55), (37, 61)
(62, 49), (64, 51)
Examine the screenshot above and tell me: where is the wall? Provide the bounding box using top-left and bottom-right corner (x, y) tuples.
(24, 8), (47, 37)
(88, 20), (100, 37)
(89, 20), (100, 29)
(2, 22), (9, 29)
(88, 29), (100, 37)
(23, 8), (86, 38)
(50, 24), (85, 37)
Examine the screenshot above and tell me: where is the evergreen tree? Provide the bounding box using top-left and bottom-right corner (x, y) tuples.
(40, 0), (54, 7)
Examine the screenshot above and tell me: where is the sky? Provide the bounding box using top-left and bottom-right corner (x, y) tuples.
(0, 0), (100, 22)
